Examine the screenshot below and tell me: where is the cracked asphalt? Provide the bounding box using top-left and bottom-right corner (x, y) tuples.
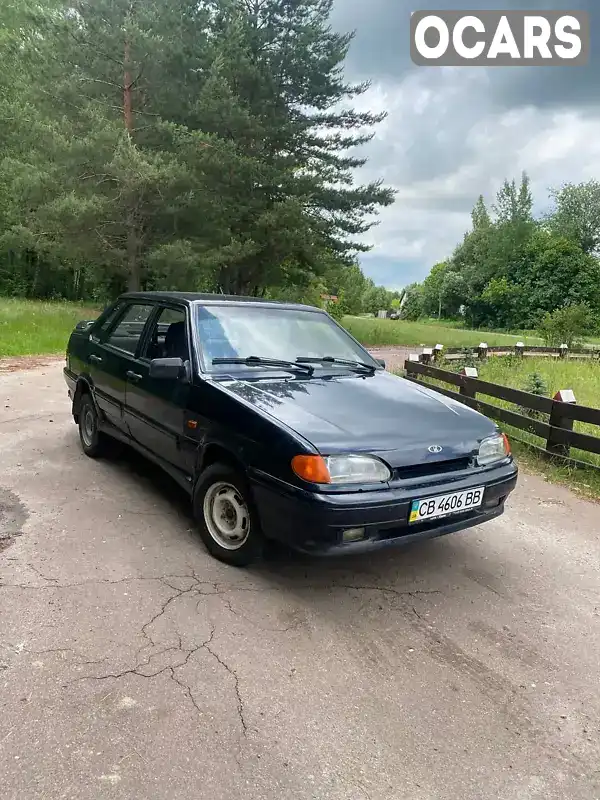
(1, 359), (599, 800)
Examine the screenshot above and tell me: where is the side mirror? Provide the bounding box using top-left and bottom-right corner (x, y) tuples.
(75, 320), (95, 331)
(376, 358), (386, 369)
(149, 357), (184, 380)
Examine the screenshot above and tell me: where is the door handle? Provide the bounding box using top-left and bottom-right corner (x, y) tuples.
(89, 354), (103, 364)
(126, 370), (142, 383)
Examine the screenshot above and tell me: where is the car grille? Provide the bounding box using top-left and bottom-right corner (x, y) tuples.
(393, 457), (472, 482)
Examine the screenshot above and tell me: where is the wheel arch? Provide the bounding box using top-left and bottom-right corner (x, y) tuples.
(198, 442), (247, 479)
(72, 377), (96, 418)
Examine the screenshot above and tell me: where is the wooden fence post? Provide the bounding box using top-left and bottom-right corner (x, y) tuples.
(478, 342), (488, 361)
(434, 344), (444, 362)
(420, 347), (433, 365)
(559, 344), (569, 359)
(515, 342), (525, 358)
(547, 389), (577, 458)
(459, 366), (478, 398)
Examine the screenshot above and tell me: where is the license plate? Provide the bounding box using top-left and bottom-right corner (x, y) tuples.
(409, 487), (484, 524)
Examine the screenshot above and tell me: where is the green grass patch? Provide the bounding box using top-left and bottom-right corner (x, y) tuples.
(509, 440), (600, 504)
(344, 316), (543, 348)
(476, 356), (600, 410)
(0, 297), (99, 357)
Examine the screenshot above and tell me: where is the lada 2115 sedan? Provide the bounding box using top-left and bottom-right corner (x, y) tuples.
(64, 292), (518, 566)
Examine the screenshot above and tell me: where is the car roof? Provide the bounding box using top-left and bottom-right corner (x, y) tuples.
(119, 291), (321, 313)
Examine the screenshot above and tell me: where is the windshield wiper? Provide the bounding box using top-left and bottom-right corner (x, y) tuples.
(296, 356), (377, 374)
(212, 356), (314, 375)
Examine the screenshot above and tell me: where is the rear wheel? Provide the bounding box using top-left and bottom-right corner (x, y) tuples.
(193, 464), (264, 566)
(78, 395), (109, 458)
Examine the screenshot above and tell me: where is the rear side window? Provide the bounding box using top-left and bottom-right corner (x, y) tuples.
(104, 304), (155, 355)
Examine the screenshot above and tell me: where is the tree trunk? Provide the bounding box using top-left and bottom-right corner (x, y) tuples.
(123, 38), (140, 291)
(123, 40), (134, 136)
(126, 210), (140, 292)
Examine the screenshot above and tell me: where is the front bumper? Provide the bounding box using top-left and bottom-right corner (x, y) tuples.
(251, 460), (518, 556)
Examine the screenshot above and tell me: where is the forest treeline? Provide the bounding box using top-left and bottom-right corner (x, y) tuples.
(402, 175), (600, 334)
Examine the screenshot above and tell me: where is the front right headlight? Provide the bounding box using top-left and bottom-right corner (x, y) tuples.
(477, 433), (511, 466)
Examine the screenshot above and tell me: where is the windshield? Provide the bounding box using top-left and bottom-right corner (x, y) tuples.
(194, 304), (378, 373)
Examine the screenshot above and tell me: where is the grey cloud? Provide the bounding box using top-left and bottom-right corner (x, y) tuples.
(333, 0), (599, 112)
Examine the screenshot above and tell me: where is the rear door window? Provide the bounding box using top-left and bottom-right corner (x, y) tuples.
(103, 304), (155, 356)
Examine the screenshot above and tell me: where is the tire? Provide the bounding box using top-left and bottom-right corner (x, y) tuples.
(78, 394), (109, 458)
(193, 463), (264, 567)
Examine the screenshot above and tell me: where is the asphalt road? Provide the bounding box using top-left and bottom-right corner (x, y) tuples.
(1, 360), (599, 800)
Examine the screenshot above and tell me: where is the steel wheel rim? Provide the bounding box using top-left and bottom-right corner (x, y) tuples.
(82, 407), (95, 447)
(203, 482), (250, 550)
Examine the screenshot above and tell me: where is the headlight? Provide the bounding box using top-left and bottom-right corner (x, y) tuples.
(477, 433), (510, 466)
(325, 454), (391, 484)
(291, 454), (391, 484)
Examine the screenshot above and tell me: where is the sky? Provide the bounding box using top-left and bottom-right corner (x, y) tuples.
(330, 0), (600, 290)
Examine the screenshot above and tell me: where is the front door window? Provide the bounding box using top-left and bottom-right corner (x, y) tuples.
(142, 307), (189, 362)
(104, 304), (155, 356)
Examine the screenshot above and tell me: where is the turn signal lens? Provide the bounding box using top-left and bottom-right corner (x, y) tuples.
(291, 454), (331, 484)
(502, 433), (511, 456)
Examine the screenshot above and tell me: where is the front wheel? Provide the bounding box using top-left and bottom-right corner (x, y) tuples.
(193, 464), (264, 566)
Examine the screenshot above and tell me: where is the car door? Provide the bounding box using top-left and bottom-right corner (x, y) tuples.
(88, 302), (156, 434)
(124, 304), (192, 470)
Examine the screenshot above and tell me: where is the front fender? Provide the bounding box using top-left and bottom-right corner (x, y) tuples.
(71, 374), (99, 418)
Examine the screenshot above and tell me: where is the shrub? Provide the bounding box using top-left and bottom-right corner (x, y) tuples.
(523, 372), (549, 397)
(327, 297), (346, 322)
(521, 371), (549, 420)
(538, 304), (595, 348)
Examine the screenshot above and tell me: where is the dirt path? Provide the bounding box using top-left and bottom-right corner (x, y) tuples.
(367, 345), (415, 371)
(0, 354), (63, 373)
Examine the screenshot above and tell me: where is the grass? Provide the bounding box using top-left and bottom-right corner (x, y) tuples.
(508, 440), (600, 503)
(476, 356), (600, 410)
(343, 316), (543, 348)
(0, 297), (99, 358)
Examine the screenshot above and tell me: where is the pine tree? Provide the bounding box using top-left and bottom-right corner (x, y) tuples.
(0, 0), (394, 298)
(471, 195), (490, 229)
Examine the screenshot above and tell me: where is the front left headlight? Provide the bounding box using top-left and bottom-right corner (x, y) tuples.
(291, 453), (391, 485)
(324, 454), (392, 484)
(477, 433), (511, 466)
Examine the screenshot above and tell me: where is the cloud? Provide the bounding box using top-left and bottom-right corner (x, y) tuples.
(330, 0), (600, 288)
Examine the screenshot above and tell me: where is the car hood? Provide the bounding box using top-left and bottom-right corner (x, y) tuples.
(216, 370), (498, 466)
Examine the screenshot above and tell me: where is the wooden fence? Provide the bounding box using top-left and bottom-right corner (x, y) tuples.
(403, 360), (600, 467)
(417, 343), (600, 363)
